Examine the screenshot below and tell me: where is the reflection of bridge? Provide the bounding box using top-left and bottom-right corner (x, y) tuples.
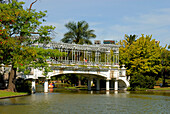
(22, 42), (130, 93)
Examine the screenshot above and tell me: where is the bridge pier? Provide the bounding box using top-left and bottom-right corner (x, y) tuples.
(106, 80), (110, 91)
(44, 79), (48, 93)
(91, 79), (93, 87)
(114, 80), (118, 91)
(31, 79), (36, 93)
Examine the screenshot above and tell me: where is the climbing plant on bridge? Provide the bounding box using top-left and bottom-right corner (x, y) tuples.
(0, 1), (62, 92)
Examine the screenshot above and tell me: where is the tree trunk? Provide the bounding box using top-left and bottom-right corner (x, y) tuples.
(163, 74), (166, 87)
(7, 66), (17, 92)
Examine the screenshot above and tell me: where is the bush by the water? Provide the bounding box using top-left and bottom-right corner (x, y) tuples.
(130, 73), (155, 90)
(15, 78), (32, 94)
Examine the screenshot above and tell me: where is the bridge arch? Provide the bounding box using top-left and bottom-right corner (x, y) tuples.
(118, 79), (129, 90)
(48, 72), (107, 79)
(46, 71), (129, 91)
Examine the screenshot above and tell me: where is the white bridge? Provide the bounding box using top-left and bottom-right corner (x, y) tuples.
(21, 41), (130, 93)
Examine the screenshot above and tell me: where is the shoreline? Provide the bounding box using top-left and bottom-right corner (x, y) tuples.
(146, 89), (170, 92)
(0, 94), (29, 99)
(0, 90), (29, 99)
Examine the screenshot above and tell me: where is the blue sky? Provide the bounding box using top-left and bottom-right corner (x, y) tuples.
(20, 0), (170, 47)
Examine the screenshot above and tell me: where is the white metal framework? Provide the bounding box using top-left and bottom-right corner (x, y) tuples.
(45, 41), (120, 67)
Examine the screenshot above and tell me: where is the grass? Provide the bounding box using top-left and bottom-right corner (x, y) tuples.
(65, 86), (87, 90)
(146, 87), (170, 91)
(0, 90), (28, 98)
(152, 87), (170, 90)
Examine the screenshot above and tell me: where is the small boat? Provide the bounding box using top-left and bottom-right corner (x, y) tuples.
(49, 83), (54, 89)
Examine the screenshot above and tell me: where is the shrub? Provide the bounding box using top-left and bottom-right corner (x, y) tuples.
(130, 73), (155, 90)
(15, 78), (32, 94)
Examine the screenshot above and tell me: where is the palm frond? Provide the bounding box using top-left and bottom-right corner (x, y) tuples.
(61, 21), (96, 44)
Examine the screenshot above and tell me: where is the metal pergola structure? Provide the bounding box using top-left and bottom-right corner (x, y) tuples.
(46, 41), (120, 66)
(30, 36), (120, 67)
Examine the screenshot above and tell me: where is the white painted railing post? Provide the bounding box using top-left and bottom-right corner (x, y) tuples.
(121, 64), (126, 76)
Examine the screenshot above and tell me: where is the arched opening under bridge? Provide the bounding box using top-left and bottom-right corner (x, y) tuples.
(40, 73), (129, 92)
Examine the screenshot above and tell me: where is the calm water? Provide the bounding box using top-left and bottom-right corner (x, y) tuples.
(0, 90), (170, 114)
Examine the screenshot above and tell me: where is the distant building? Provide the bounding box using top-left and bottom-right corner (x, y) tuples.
(94, 40), (101, 44)
(103, 40), (115, 44)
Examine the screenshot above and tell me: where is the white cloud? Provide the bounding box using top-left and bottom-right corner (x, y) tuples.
(106, 8), (170, 46)
(123, 7), (170, 27)
(41, 7), (170, 47)
(155, 8), (170, 14)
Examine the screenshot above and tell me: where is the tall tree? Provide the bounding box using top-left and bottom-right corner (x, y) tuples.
(161, 47), (170, 86)
(124, 34), (138, 45)
(0, 1), (62, 92)
(119, 34), (163, 89)
(61, 21), (96, 44)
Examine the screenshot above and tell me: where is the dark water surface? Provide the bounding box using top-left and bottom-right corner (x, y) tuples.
(0, 90), (170, 114)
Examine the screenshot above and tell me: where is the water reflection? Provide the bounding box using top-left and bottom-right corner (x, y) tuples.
(106, 91), (110, 95)
(0, 90), (169, 114)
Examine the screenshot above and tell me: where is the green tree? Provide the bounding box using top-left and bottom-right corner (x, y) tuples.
(130, 73), (155, 89)
(119, 34), (163, 89)
(124, 34), (137, 45)
(161, 48), (170, 86)
(61, 21), (96, 44)
(0, 1), (62, 92)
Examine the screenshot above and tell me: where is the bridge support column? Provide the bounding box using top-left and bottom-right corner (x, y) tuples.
(106, 80), (110, 91)
(91, 79), (93, 86)
(32, 79), (36, 93)
(88, 78), (92, 91)
(96, 79), (100, 91)
(114, 80), (118, 91)
(44, 79), (48, 93)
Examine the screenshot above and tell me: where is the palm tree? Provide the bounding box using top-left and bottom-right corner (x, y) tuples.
(124, 34), (137, 45)
(61, 21), (96, 44)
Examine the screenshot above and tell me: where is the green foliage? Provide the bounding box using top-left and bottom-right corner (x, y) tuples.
(161, 48), (170, 76)
(61, 21), (96, 44)
(0, 1), (62, 77)
(15, 78), (32, 94)
(119, 34), (166, 89)
(124, 34), (137, 44)
(160, 47), (170, 86)
(119, 34), (162, 77)
(130, 73), (155, 90)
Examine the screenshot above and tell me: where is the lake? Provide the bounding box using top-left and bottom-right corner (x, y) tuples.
(0, 90), (169, 114)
